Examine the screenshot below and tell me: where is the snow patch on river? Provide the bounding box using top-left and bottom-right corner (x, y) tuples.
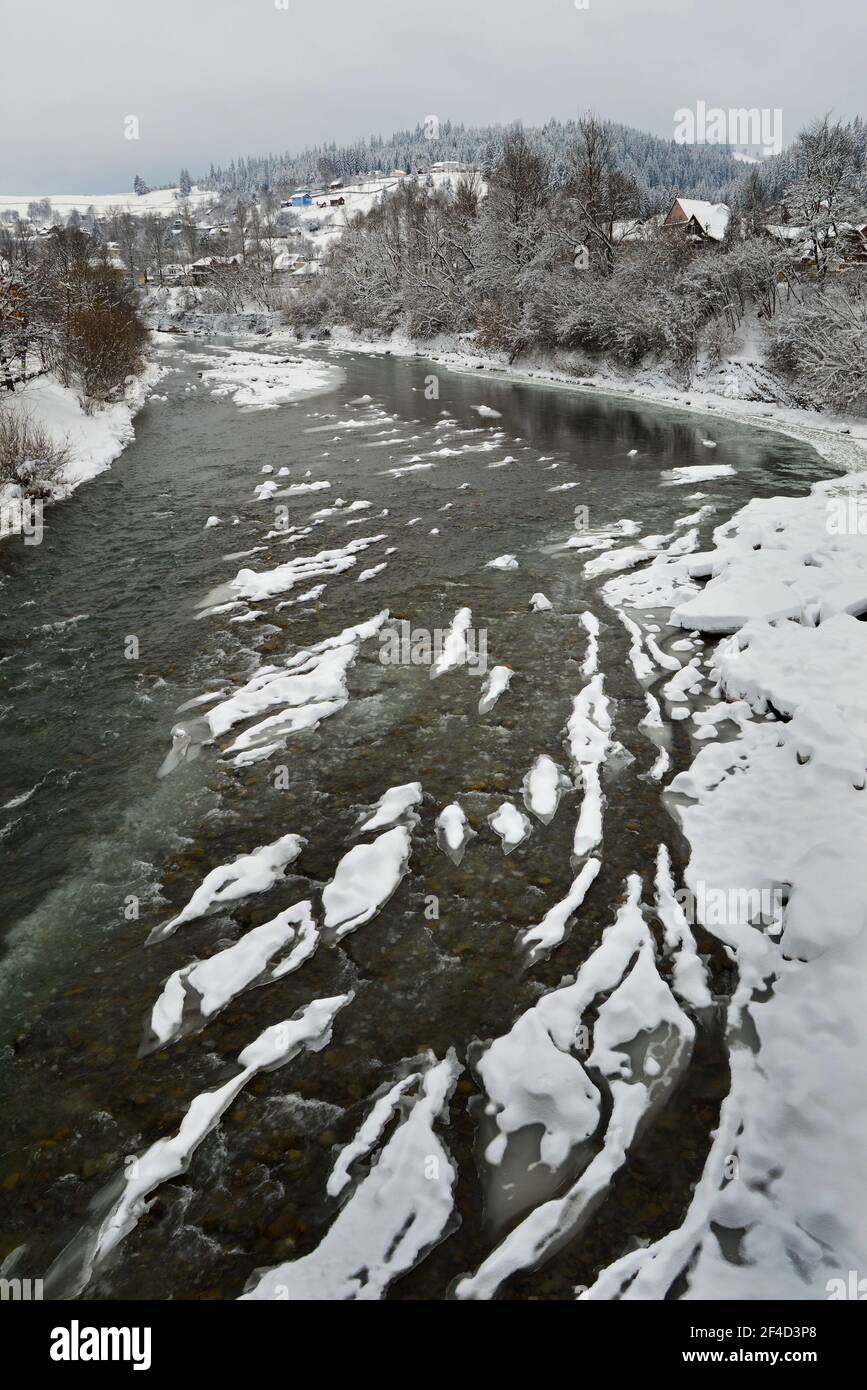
(187, 349), (341, 409)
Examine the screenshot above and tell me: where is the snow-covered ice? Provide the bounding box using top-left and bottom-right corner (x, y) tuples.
(189, 349), (340, 409)
(478, 665), (513, 713)
(357, 782), (422, 833)
(488, 802), (532, 853)
(241, 1051), (461, 1300)
(147, 834), (305, 943)
(435, 803), (475, 865)
(522, 754), (570, 823)
(322, 826), (412, 939)
(147, 901), (320, 1046)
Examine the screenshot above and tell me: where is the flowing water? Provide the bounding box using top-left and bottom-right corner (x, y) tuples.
(0, 339), (828, 1299)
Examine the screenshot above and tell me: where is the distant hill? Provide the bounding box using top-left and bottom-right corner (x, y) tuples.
(198, 116), (789, 209)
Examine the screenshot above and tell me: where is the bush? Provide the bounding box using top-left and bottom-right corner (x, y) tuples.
(702, 315), (734, 368)
(285, 280), (332, 331)
(475, 298), (519, 354)
(766, 284), (867, 411)
(65, 274), (147, 404)
(2, 238), (148, 408)
(0, 408), (70, 496)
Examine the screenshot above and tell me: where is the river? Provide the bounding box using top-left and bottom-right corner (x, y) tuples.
(0, 338), (828, 1299)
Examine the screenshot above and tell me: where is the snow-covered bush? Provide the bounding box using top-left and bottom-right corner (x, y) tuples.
(0, 408), (70, 496)
(767, 283), (867, 412)
(1, 226), (148, 407)
(285, 279), (332, 331)
(62, 287), (148, 405)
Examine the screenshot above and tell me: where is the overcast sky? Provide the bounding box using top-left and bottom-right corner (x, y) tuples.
(2, 0), (863, 193)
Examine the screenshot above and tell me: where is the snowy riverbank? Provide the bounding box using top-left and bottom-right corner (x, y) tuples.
(0, 362), (163, 524)
(571, 463), (867, 1300)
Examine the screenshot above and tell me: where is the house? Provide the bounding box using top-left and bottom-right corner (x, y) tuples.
(762, 223), (805, 244)
(190, 254), (241, 283)
(763, 220), (867, 269)
(328, 179), (344, 190)
(272, 248), (306, 274)
(835, 222), (867, 266)
(290, 193), (312, 208)
(612, 213), (663, 243)
(663, 198), (730, 243)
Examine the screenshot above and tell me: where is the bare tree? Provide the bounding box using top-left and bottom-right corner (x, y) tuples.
(115, 212), (140, 283)
(143, 215), (170, 286)
(784, 117), (862, 276)
(233, 198), (249, 262)
(566, 114), (641, 275)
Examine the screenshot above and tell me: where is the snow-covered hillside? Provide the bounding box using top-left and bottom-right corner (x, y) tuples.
(0, 185), (213, 220)
(277, 171), (477, 260)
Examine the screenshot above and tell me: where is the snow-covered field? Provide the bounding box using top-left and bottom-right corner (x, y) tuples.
(0, 185), (212, 220)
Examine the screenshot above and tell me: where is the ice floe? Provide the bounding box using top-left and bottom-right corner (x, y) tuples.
(326, 1072), (420, 1197)
(241, 1050), (461, 1300)
(435, 803), (475, 864)
(211, 536), (388, 606)
(432, 607), (473, 676)
(522, 754), (570, 823)
(584, 545), (652, 579)
(478, 665), (513, 714)
(147, 901), (320, 1047)
(477, 1009), (601, 1170)
(458, 877), (694, 1298)
(619, 612), (655, 682)
(357, 562), (387, 582)
(147, 834), (305, 944)
(322, 826), (412, 939)
(190, 350), (340, 409)
(50, 994), (352, 1297)
(270, 480), (331, 497)
(529, 592), (552, 611)
(520, 857), (601, 956)
(565, 674), (612, 857)
(357, 782), (422, 833)
(663, 463), (735, 484)
(653, 846), (712, 1010)
(488, 802), (532, 853)
(579, 610), (599, 676)
(173, 612), (389, 764)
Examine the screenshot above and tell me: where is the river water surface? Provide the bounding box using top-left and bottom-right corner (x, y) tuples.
(0, 339), (828, 1299)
